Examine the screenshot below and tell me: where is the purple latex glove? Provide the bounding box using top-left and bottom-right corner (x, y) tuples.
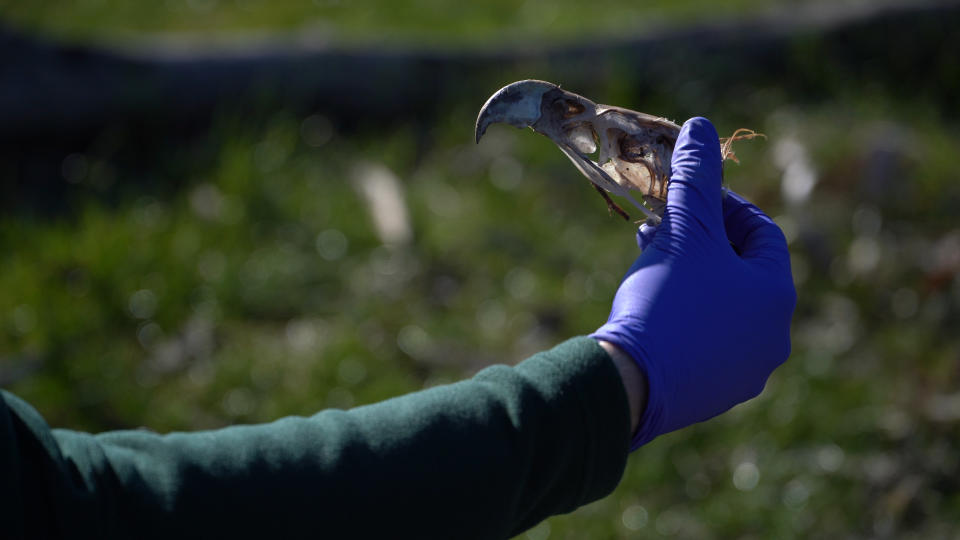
(592, 117), (796, 449)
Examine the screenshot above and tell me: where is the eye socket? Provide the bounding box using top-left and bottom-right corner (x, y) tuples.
(619, 135), (648, 162)
(655, 135), (674, 149)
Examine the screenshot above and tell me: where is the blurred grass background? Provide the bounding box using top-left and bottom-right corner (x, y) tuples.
(2, 1), (960, 538)
(0, 0), (833, 45)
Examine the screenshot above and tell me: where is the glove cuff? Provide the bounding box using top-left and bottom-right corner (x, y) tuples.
(590, 326), (666, 450)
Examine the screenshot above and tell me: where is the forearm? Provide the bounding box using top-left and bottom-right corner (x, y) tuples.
(597, 340), (646, 435)
(4, 337), (633, 539)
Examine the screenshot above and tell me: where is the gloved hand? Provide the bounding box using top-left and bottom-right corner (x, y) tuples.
(592, 117), (796, 449)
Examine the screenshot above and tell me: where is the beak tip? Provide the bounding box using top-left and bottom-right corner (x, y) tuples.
(473, 79), (557, 144)
(474, 119), (489, 144)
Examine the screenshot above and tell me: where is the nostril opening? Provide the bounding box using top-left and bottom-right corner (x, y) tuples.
(560, 99), (585, 118)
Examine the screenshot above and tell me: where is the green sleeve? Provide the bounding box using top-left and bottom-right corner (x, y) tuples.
(1, 336), (631, 539)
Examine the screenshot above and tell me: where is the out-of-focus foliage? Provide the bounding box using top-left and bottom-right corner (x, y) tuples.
(0, 0), (839, 45)
(2, 2), (960, 539)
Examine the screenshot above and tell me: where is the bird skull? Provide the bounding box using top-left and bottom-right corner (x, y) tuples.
(476, 80), (681, 223)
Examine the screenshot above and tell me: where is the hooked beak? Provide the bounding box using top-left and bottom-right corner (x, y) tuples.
(474, 80), (758, 224)
(475, 80), (690, 224)
(474, 80), (559, 143)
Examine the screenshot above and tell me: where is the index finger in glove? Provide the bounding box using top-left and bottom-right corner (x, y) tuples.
(663, 117), (726, 239)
